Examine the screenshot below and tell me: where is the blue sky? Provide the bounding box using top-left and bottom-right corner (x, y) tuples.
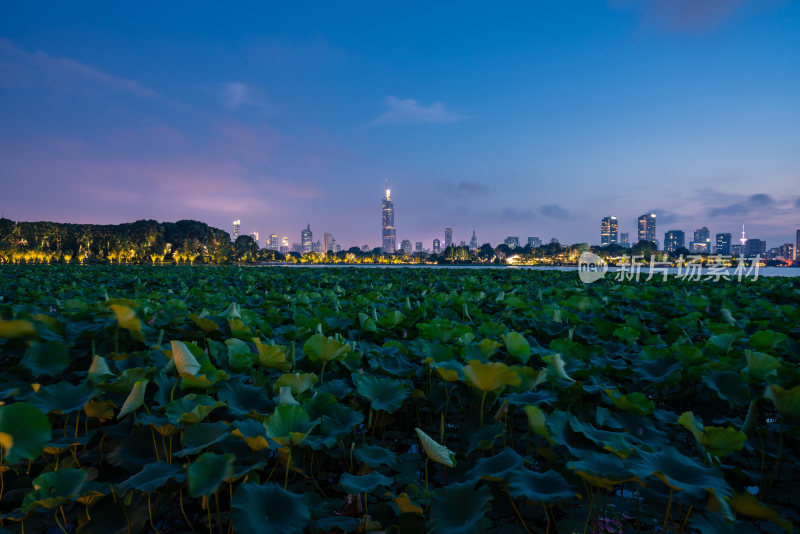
(1, 1), (798, 249)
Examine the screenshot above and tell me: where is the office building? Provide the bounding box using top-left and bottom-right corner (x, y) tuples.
(690, 227), (710, 253)
(433, 238), (441, 253)
(777, 243), (795, 262)
(469, 230), (478, 251)
(637, 213), (656, 243)
(731, 244), (743, 257)
(445, 228), (453, 248)
(550, 238), (560, 245)
(620, 232), (630, 248)
(601, 216), (618, 246)
(249, 232), (259, 245)
(504, 236), (520, 248)
(664, 230), (685, 253)
(280, 237), (289, 254)
(745, 238), (766, 257)
(400, 239), (412, 254)
(268, 234), (279, 251)
(527, 237), (542, 248)
(232, 219), (241, 241)
(796, 230), (800, 261)
(381, 182), (396, 253)
(324, 233), (333, 253)
(301, 224), (313, 254)
(715, 233), (731, 255)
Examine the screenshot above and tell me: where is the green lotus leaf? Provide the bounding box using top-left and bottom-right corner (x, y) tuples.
(749, 329), (788, 351)
(417, 319), (473, 343)
(231, 419), (273, 451)
(729, 492), (793, 533)
(743, 350), (780, 382)
(0, 319), (37, 338)
(317, 378), (353, 398)
(501, 332), (531, 363)
(764, 384), (800, 420)
(358, 312), (378, 333)
(278, 386), (300, 406)
(308, 404), (365, 449)
(678, 411), (746, 458)
(117, 461), (186, 493)
(546, 410), (598, 455)
(87, 355), (114, 385)
(0, 402), (51, 463)
(415, 427), (456, 467)
(475, 338), (502, 358)
(379, 310), (406, 329)
(164, 394), (224, 424)
(303, 333), (351, 362)
(28, 380), (98, 414)
(542, 353), (576, 383)
(524, 405), (552, 442)
(463, 360), (521, 393)
(433, 360), (464, 382)
(231, 482), (310, 534)
(627, 447), (732, 498)
(567, 451), (640, 490)
(228, 318), (252, 337)
(356, 374), (408, 414)
(109, 304), (142, 335)
(22, 468), (89, 511)
(264, 405), (318, 446)
(339, 471), (393, 495)
(354, 443), (397, 467)
(253, 339), (292, 371)
(222, 302), (242, 319)
(170, 340), (202, 377)
(217, 380), (274, 417)
(21, 340), (69, 377)
(428, 482), (492, 534)
(187, 452), (235, 497)
(568, 415), (638, 459)
(702, 371), (750, 405)
(190, 313), (219, 333)
(118, 379), (148, 419)
(508, 469), (577, 502)
(465, 447), (524, 482)
(273, 372), (318, 397)
(707, 333), (735, 353)
(602, 388), (655, 415)
(175, 421), (230, 457)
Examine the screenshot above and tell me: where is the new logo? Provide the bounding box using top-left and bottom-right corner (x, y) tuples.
(578, 252), (607, 283)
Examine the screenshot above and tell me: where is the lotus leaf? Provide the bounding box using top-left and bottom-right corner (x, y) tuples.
(0, 402), (51, 463)
(427, 482), (492, 534)
(231, 482), (310, 534)
(187, 452), (235, 497)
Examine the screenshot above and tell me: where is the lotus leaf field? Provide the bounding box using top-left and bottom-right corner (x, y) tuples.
(0, 265), (798, 533)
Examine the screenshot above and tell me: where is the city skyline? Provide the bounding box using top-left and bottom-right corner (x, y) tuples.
(1, 3), (798, 247)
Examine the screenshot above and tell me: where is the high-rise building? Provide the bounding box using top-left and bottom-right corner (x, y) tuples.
(280, 236), (289, 253)
(249, 232), (259, 245)
(690, 226), (710, 253)
(745, 238), (766, 257)
(620, 233), (630, 248)
(601, 216), (619, 246)
(415, 241), (423, 253)
(527, 237), (542, 248)
(232, 219), (241, 241)
(637, 213), (656, 243)
(504, 236), (520, 248)
(381, 182), (396, 253)
(550, 238), (560, 245)
(469, 230), (478, 251)
(432, 238), (441, 253)
(796, 230), (800, 261)
(777, 243), (795, 262)
(301, 224), (313, 254)
(715, 233), (731, 255)
(400, 239), (412, 254)
(664, 230), (685, 253)
(324, 233), (333, 253)
(268, 234), (279, 251)
(444, 228), (453, 249)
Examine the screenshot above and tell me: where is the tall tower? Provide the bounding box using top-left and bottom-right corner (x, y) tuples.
(232, 219), (241, 241)
(381, 181), (396, 253)
(445, 227), (453, 248)
(740, 224), (747, 247)
(601, 216), (618, 245)
(637, 213), (656, 243)
(301, 224), (313, 254)
(469, 230), (478, 251)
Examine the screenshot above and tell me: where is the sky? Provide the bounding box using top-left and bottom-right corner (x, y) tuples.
(1, 0), (799, 249)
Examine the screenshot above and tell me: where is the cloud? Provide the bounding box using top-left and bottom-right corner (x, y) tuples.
(610, 0), (772, 32)
(220, 82), (273, 111)
(371, 96), (465, 126)
(439, 180), (490, 198)
(0, 37), (158, 98)
(499, 208), (537, 222)
(539, 204), (571, 219)
(795, 197), (800, 208)
(651, 209), (680, 225)
(709, 193), (773, 217)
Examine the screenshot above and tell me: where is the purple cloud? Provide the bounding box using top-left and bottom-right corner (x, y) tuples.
(539, 204), (571, 219)
(0, 37), (158, 98)
(371, 96), (465, 125)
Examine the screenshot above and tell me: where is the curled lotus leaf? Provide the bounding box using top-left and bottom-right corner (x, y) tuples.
(170, 340), (202, 377)
(118, 379), (148, 419)
(415, 427), (456, 467)
(302, 333), (351, 363)
(764, 384), (800, 420)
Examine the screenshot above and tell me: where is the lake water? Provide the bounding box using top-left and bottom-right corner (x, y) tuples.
(259, 263), (800, 278)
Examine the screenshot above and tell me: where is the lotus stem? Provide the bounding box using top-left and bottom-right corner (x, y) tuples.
(425, 458), (430, 513)
(679, 504), (693, 533)
(215, 489), (223, 534)
(541, 502), (550, 534)
(480, 391), (488, 427)
(505, 487), (531, 534)
(54, 508), (68, 534)
(662, 489), (673, 533)
(320, 360), (327, 383)
(284, 446), (292, 490)
(180, 487), (197, 532)
(147, 493), (161, 534)
(206, 495), (213, 534)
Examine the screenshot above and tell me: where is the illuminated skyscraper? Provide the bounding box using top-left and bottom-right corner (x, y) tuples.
(664, 230), (685, 253)
(381, 182), (396, 253)
(601, 216), (618, 245)
(232, 219), (241, 241)
(715, 233), (731, 255)
(445, 227), (453, 248)
(637, 213), (656, 243)
(268, 234), (279, 250)
(301, 224), (313, 254)
(433, 238), (441, 253)
(280, 236), (289, 253)
(400, 240), (412, 254)
(469, 230), (478, 251)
